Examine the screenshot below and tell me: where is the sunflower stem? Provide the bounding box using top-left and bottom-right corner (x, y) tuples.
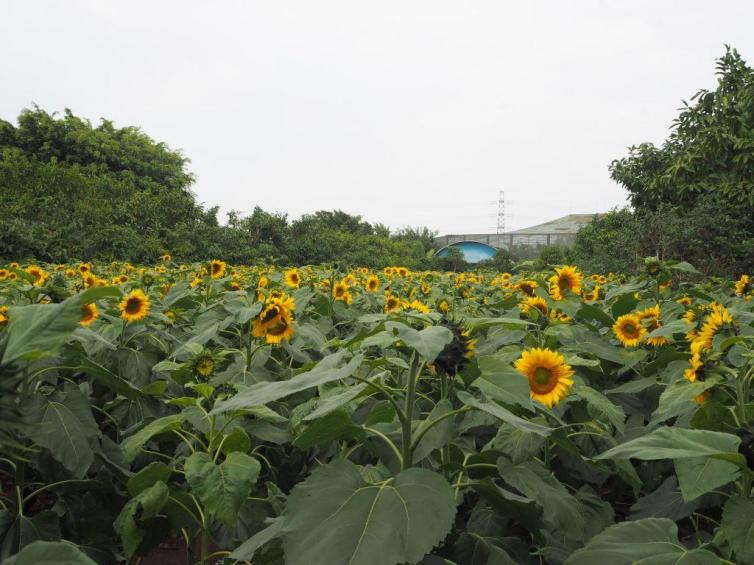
(401, 354), (424, 470)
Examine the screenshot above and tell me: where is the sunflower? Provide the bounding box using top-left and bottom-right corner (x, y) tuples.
(332, 281), (353, 304)
(210, 260), (226, 279)
(514, 348), (575, 408)
(397, 267), (410, 277)
(676, 296), (692, 306)
(582, 286), (600, 302)
(438, 299), (450, 313)
(0, 306), (8, 327)
(80, 303), (99, 326)
(0, 269), (9, 280)
(78, 263), (92, 275)
(252, 296), (295, 344)
(420, 281), (432, 295)
(515, 280), (538, 297)
(433, 321), (476, 376)
(519, 296), (548, 315)
(691, 303), (735, 355)
(684, 353), (702, 382)
(637, 305), (668, 346)
(384, 294), (402, 313)
(119, 289), (151, 322)
(343, 274), (357, 287)
(192, 351), (216, 379)
(612, 313), (646, 347)
(26, 266), (47, 287)
(407, 299), (430, 313)
(160, 254), (172, 262)
(365, 275), (380, 292)
(284, 268), (302, 288)
(735, 275), (751, 299)
(548, 266), (582, 301)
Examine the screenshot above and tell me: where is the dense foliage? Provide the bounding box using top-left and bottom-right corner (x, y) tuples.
(573, 47), (754, 276)
(2, 258), (754, 564)
(0, 108), (435, 268)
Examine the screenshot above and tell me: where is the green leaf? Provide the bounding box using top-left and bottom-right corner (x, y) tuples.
(121, 414), (186, 463)
(113, 481), (169, 558)
(302, 383), (369, 422)
(596, 426), (742, 462)
(25, 391), (97, 478)
(5, 541), (98, 565)
(722, 496), (754, 565)
(211, 351), (363, 414)
(385, 322), (453, 362)
(128, 462), (173, 497)
(669, 261), (700, 274)
(293, 410), (361, 449)
(674, 456), (739, 502)
(651, 377), (720, 424)
(458, 391), (551, 437)
(77, 357), (143, 400)
(230, 517), (286, 560)
(566, 518), (719, 564)
(220, 427), (251, 454)
(630, 477), (700, 521)
(413, 399), (456, 463)
(2, 286), (121, 364)
(489, 424), (546, 464)
(575, 385), (625, 434)
(282, 460), (456, 565)
(184, 452), (261, 526)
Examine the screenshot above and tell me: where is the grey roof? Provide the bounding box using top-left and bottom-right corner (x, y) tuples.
(506, 214), (603, 235)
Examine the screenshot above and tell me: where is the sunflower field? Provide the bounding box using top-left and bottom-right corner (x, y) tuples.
(1, 258), (754, 565)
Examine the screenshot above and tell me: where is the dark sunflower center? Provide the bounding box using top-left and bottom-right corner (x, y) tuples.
(534, 367), (552, 385)
(261, 306), (280, 323)
(125, 297), (142, 314)
(336, 286), (345, 296)
(267, 319), (289, 336)
(623, 323), (638, 337)
(558, 276), (572, 291)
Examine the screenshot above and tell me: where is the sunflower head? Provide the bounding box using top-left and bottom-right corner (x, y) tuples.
(433, 320), (476, 376)
(366, 275), (380, 292)
(0, 306), (9, 327)
(192, 350), (217, 379)
(514, 347), (574, 408)
(26, 266), (47, 287)
(80, 303), (99, 326)
(613, 313), (646, 347)
(333, 281), (353, 304)
(210, 260), (227, 279)
(519, 296), (548, 316)
(119, 289), (151, 323)
(252, 297), (295, 344)
(735, 274), (751, 297)
(284, 268), (302, 288)
(384, 294), (402, 313)
(548, 266), (582, 301)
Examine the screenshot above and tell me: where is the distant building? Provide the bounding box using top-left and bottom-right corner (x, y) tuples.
(435, 214), (602, 263)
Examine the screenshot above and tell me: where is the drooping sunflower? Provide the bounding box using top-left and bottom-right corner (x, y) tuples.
(612, 313), (646, 347)
(119, 289), (151, 322)
(515, 280), (538, 297)
(80, 303), (99, 326)
(519, 296), (548, 315)
(684, 353), (702, 382)
(548, 266), (582, 301)
(433, 321), (476, 376)
(210, 260), (226, 279)
(284, 268), (302, 288)
(420, 281), (432, 295)
(514, 347), (575, 408)
(332, 280), (353, 304)
(407, 299), (430, 314)
(637, 305), (668, 346)
(691, 303), (735, 355)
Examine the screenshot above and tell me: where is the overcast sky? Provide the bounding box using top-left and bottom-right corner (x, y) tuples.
(2, 1), (753, 234)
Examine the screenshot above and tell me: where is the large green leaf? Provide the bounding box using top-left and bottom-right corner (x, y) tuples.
(230, 517), (286, 560)
(184, 452), (261, 526)
(113, 481), (169, 558)
(384, 322), (453, 362)
(596, 426), (742, 463)
(282, 459), (456, 565)
(5, 541), (97, 565)
(121, 413), (186, 463)
(722, 496), (754, 565)
(24, 391), (98, 478)
(565, 518), (720, 564)
(2, 286), (121, 364)
(211, 351), (363, 414)
(674, 456), (739, 502)
(412, 399), (456, 463)
(458, 391), (551, 437)
(575, 385), (625, 434)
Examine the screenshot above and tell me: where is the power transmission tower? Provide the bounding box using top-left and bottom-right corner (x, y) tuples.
(497, 190), (506, 234)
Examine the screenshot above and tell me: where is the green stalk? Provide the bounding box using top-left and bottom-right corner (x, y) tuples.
(401, 356), (425, 470)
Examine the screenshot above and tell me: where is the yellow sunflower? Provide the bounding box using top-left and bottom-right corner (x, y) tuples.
(384, 294), (402, 313)
(519, 296), (548, 315)
(514, 347), (575, 408)
(407, 299), (430, 313)
(515, 280), (538, 297)
(0, 306), (8, 326)
(119, 289), (151, 322)
(252, 299), (294, 344)
(366, 275), (380, 292)
(284, 268), (302, 288)
(26, 266), (47, 287)
(612, 313), (646, 347)
(332, 281), (353, 304)
(637, 305), (668, 346)
(735, 274), (751, 298)
(548, 266), (583, 301)
(0, 268), (9, 280)
(691, 303), (735, 355)
(684, 353), (702, 382)
(80, 303), (99, 326)
(210, 260), (226, 279)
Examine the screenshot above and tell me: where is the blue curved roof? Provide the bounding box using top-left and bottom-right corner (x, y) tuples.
(436, 241), (496, 264)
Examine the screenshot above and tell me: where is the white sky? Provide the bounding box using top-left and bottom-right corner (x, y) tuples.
(2, 1), (753, 234)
